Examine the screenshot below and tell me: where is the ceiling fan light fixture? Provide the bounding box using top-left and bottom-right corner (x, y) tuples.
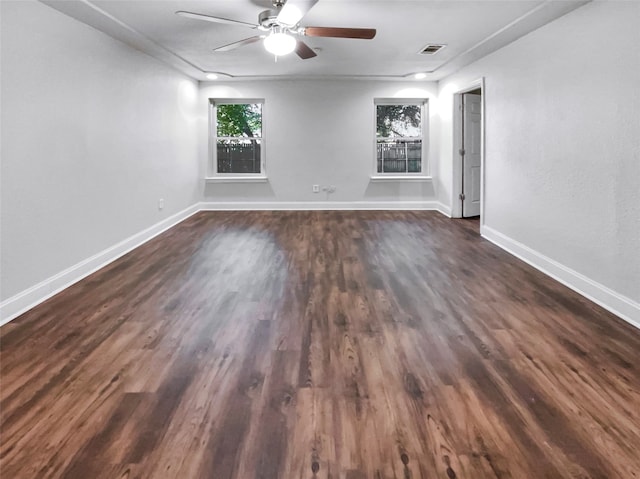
(264, 31), (296, 56)
(277, 5), (303, 27)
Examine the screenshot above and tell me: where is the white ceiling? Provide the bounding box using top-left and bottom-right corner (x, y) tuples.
(41, 0), (589, 81)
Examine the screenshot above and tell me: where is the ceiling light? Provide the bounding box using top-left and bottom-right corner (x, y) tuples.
(277, 4), (303, 27)
(264, 31), (296, 56)
(414, 72), (427, 80)
(206, 73), (219, 80)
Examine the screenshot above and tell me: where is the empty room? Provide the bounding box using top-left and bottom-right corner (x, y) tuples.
(1, 0), (639, 477)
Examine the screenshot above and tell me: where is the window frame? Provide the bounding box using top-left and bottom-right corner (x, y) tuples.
(208, 98), (266, 180)
(373, 98), (429, 178)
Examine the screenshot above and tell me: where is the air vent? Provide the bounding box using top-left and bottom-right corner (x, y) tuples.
(419, 44), (446, 55)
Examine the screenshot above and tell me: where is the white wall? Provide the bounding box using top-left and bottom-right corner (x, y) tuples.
(198, 80), (439, 205)
(0, 1), (200, 302)
(438, 1), (640, 317)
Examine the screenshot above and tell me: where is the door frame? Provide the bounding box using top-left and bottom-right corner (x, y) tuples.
(451, 77), (485, 222)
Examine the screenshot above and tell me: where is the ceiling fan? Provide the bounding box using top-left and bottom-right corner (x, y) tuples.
(176, 0), (377, 59)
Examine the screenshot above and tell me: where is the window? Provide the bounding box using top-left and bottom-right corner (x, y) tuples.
(375, 99), (428, 176)
(209, 99), (264, 177)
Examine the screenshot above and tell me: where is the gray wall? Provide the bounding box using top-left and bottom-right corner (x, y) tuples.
(438, 1), (640, 306)
(198, 80), (439, 205)
(1, 1), (200, 300)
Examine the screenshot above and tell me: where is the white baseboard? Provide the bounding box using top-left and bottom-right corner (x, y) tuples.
(5, 205), (635, 330)
(0, 204), (200, 326)
(0, 200), (458, 326)
(199, 200), (449, 212)
(435, 202), (452, 218)
(1, 201), (447, 326)
(481, 225), (640, 330)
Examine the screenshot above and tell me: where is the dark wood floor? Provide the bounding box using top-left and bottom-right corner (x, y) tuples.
(1, 211), (639, 479)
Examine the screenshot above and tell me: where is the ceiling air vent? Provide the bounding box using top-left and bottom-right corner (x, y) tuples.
(419, 44), (446, 55)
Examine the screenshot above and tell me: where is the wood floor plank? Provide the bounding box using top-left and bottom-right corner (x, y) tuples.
(1, 211), (639, 478)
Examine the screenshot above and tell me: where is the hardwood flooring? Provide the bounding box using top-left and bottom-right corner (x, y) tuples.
(1, 211), (639, 478)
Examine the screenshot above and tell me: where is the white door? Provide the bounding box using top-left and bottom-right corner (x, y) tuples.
(462, 93), (481, 217)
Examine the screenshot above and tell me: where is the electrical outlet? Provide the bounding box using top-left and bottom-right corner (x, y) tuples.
(312, 185), (320, 193)
(158, 198), (164, 210)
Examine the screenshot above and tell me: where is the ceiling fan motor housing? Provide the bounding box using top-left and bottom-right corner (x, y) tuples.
(258, 9), (281, 30)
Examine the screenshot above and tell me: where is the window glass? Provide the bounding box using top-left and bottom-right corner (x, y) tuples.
(375, 102), (424, 174)
(212, 102), (263, 175)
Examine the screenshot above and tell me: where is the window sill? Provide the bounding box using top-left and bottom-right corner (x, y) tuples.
(205, 176), (269, 184)
(369, 175), (432, 182)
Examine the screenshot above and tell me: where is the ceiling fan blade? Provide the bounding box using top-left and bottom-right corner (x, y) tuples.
(214, 36), (265, 52)
(276, 0), (319, 27)
(303, 27), (376, 40)
(295, 39), (317, 59)
(176, 11), (257, 29)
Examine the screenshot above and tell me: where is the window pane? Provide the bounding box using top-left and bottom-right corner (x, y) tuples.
(217, 139), (261, 174)
(216, 103), (262, 138)
(377, 139), (421, 173)
(376, 104), (421, 138)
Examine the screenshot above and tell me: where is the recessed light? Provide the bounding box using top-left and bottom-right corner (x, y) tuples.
(414, 72), (427, 80)
(206, 73), (219, 80)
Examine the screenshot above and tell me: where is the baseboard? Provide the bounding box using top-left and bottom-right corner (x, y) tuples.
(7, 204), (634, 330)
(199, 200), (448, 212)
(481, 225), (640, 330)
(0, 204), (200, 326)
(0, 200), (451, 326)
(435, 202), (452, 218)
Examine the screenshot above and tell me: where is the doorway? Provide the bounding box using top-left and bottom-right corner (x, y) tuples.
(451, 79), (485, 225)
